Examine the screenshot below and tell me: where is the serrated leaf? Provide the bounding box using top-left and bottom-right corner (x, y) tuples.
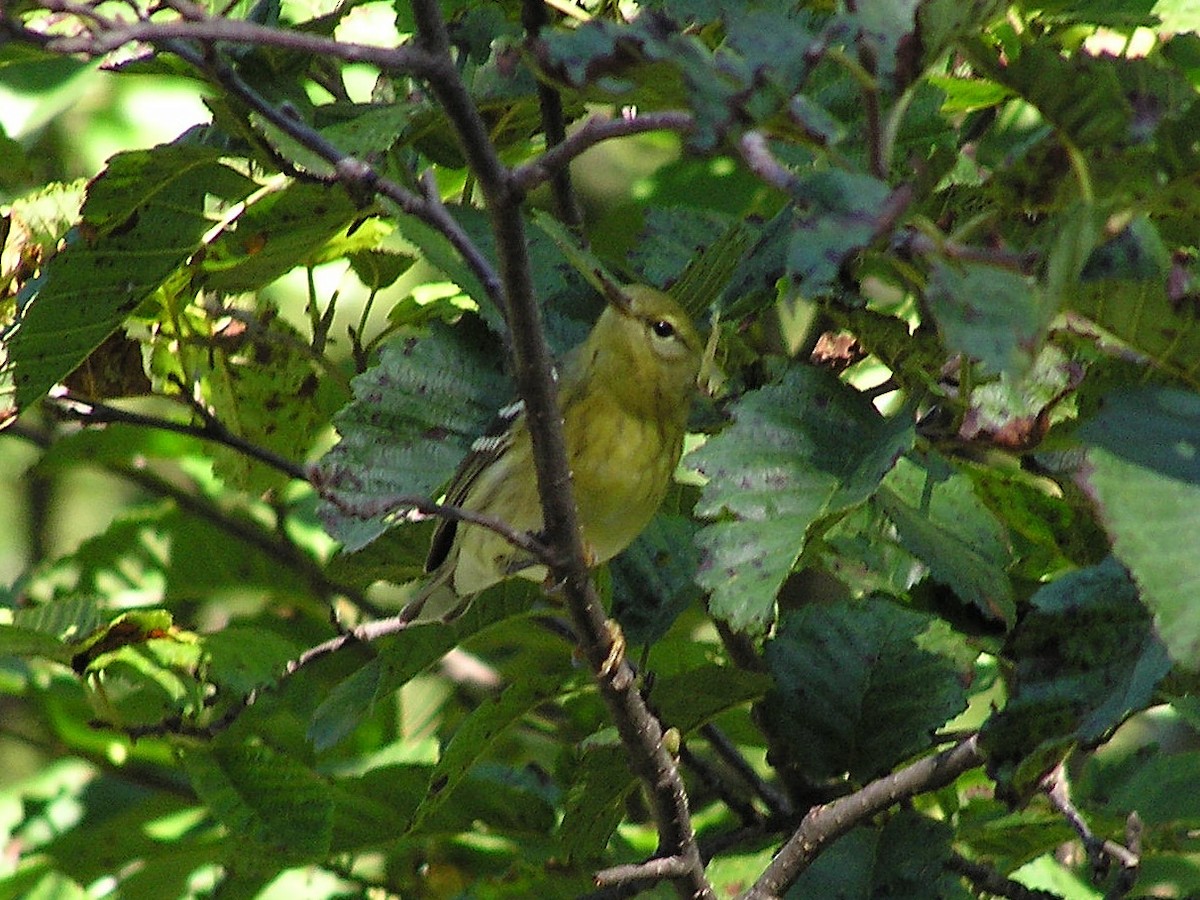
(687, 366), (914, 633)
(201, 626), (299, 696)
(0, 624), (73, 664)
(981, 557), (1171, 800)
(205, 317), (327, 492)
(611, 513), (701, 646)
(790, 809), (969, 900)
(1095, 750), (1200, 826)
(308, 582), (540, 750)
(1079, 390), (1200, 667)
(925, 260), (1049, 376)
(199, 180), (366, 294)
(383, 200), (496, 323)
(762, 599), (968, 781)
(347, 248), (415, 292)
(628, 206), (732, 292)
(788, 170), (890, 294)
(409, 670), (569, 832)
(6, 145), (256, 408)
(557, 662), (768, 860)
(1068, 278), (1200, 391)
(557, 744), (633, 861)
(25, 501), (311, 609)
(183, 742), (332, 867)
(876, 453), (1016, 624)
(314, 320), (510, 551)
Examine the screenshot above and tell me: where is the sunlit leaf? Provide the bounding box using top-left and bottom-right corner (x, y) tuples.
(688, 366), (913, 633)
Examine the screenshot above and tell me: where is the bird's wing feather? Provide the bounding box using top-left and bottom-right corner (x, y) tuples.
(424, 398), (526, 572)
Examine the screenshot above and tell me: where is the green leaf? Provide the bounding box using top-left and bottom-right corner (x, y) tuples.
(25, 501), (311, 608)
(557, 744), (633, 862)
(763, 599), (968, 781)
(1091, 749), (1200, 826)
(788, 808), (969, 900)
(308, 583), (539, 750)
(183, 742), (333, 868)
(688, 366), (913, 633)
(925, 260), (1048, 376)
(556, 662), (767, 860)
(347, 248), (416, 292)
(610, 513), (701, 645)
(788, 170), (890, 294)
(201, 626), (299, 696)
(314, 319), (510, 552)
(1080, 390), (1200, 667)
(6, 145), (256, 408)
(409, 669), (571, 832)
(205, 317), (329, 492)
(198, 180), (366, 294)
(876, 453), (1016, 624)
(0, 624), (73, 664)
(981, 557), (1171, 800)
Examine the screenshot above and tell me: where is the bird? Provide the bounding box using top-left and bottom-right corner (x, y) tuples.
(404, 283), (702, 623)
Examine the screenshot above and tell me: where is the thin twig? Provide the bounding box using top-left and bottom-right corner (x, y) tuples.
(51, 393), (308, 482)
(737, 131), (799, 194)
(521, 0), (585, 234)
(311, 480), (556, 567)
(744, 735), (985, 899)
(36, 8), (442, 75)
(1041, 764), (1140, 884)
(946, 853), (1062, 900)
(511, 111), (696, 194)
(701, 722), (793, 819)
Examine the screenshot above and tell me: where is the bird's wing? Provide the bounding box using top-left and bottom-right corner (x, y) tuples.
(424, 398), (527, 573)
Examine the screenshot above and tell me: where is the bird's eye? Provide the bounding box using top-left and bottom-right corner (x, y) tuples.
(651, 319), (676, 339)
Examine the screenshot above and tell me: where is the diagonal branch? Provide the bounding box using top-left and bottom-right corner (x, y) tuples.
(744, 735), (985, 899)
(511, 111), (696, 194)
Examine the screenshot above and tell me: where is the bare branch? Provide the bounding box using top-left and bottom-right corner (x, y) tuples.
(744, 735), (985, 899)
(1041, 763), (1140, 890)
(51, 392), (309, 482)
(521, 0), (584, 234)
(34, 5), (441, 76)
(310, 478), (555, 568)
(511, 111), (696, 194)
(737, 131), (800, 193)
(947, 853), (1062, 900)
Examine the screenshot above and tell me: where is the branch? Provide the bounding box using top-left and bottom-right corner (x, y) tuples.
(51, 392), (308, 482)
(946, 854), (1063, 900)
(409, 2), (712, 897)
(1041, 763), (1140, 893)
(23, 3), (508, 313)
(121, 608), (418, 740)
(310, 478), (555, 568)
(511, 111), (696, 194)
(744, 735), (985, 899)
(521, 0), (584, 234)
(154, 36), (505, 313)
(36, 1), (441, 76)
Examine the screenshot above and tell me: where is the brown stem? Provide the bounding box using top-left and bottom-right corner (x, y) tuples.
(409, 2), (713, 896)
(744, 735), (985, 899)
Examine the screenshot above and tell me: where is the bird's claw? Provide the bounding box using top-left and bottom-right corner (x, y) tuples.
(598, 619), (626, 679)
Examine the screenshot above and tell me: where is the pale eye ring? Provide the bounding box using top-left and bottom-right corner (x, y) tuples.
(651, 319), (676, 339)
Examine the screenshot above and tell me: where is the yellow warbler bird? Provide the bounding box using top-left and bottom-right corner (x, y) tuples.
(408, 284), (702, 622)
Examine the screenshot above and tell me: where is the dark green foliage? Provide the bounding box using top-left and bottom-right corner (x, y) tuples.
(4, 0), (1200, 898)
